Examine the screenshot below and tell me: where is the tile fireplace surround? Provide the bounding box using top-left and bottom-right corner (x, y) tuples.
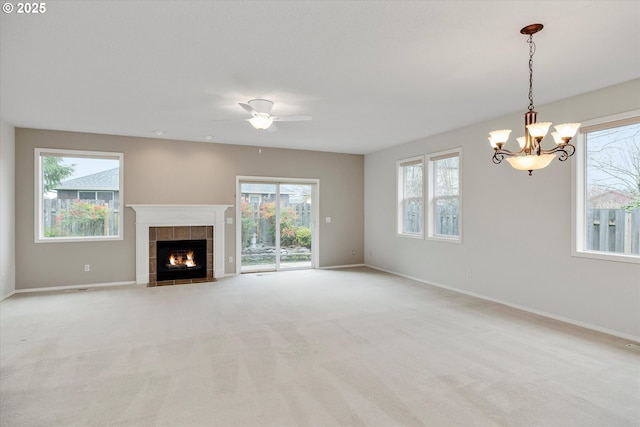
(127, 205), (231, 285)
(149, 226), (212, 286)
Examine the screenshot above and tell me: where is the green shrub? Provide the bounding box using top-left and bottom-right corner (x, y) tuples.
(296, 226), (311, 248)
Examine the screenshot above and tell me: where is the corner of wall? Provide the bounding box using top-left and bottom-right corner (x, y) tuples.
(0, 119), (16, 300)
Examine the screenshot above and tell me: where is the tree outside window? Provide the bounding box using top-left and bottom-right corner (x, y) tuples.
(427, 148), (461, 241)
(397, 157), (424, 237)
(584, 121), (640, 256)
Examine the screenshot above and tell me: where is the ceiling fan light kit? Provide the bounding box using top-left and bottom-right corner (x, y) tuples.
(248, 115), (273, 130)
(488, 23), (581, 176)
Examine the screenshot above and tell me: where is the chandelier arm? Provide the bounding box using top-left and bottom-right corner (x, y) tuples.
(557, 150), (571, 162)
(563, 143), (576, 158)
(492, 151), (504, 164)
(493, 146), (529, 164)
(494, 147), (526, 158)
(540, 143), (576, 161)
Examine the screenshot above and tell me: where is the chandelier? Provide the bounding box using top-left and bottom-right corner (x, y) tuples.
(488, 24), (581, 176)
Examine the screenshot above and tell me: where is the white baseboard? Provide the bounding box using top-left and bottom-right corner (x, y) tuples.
(365, 264), (640, 344)
(223, 264), (366, 276)
(1, 290), (16, 301)
(320, 263), (366, 270)
(14, 281), (137, 294)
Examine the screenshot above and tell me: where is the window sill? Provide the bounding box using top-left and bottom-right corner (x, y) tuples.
(396, 233), (424, 239)
(36, 236), (123, 244)
(426, 235), (461, 244)
(572, 249), (640, 264)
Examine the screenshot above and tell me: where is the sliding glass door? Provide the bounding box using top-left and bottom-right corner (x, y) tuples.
(239, 180), (316, 273)
(240, 182), (277, 272)
(279, 184), (313, 270)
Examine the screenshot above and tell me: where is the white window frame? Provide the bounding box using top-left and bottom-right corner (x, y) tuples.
(572, 109), (640, 264)
(235, 176), (320, 274)
(35, 148), (124, 243)
(426, 148), (462, 243)
(397, 156), (425, 238)
(77, 190), (115, 201)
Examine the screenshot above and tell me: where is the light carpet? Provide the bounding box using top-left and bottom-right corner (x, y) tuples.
(1, 267), (638, 426)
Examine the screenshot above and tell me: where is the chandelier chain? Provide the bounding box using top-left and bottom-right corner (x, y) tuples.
(527, 34), (536, 112)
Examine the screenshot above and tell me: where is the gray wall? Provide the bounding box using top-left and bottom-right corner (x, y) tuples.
(0, 119), (16, 300)
(15, 130), (364, 289)
(365, 79), (640, 340)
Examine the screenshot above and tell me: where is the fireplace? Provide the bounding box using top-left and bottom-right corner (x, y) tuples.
(148, 225), (214, 286)
(127, 204), (232, 285)
(157, 239), (207, 282)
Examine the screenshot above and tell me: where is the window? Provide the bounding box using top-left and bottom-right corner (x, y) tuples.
(78, 191), (114, 201)
(427, 148), (461, 241)
(35, 148), (123, 242)
(574, 111), (640, 263)
(397, 156), (424, 237)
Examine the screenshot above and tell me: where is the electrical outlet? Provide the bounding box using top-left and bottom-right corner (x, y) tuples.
(228, 256), (233, 263)
(467, 270), (472, 278)
(84, 264), (90, 272)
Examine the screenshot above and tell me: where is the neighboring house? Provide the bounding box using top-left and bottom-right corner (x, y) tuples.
(240, 183), (297, 206)
(54, 168), (119, 201)
(587, 189), (632, 209)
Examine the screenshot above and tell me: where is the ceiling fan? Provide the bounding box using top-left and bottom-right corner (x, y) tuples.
(238, 99), (312, 131)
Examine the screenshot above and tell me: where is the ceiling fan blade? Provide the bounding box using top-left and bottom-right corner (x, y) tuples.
(271, 115), (312, 122)
(239, 103), (258, 117)
(267, 123), (278, 132)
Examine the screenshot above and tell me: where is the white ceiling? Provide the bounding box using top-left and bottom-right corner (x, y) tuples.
(1, 1), (639, 155)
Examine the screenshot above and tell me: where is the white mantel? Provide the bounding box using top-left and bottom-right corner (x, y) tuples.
(127, 204), (231, 285)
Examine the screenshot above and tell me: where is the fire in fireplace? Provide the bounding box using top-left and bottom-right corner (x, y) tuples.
(157, 239), (207, 282)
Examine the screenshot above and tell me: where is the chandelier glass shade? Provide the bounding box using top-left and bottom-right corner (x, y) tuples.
(489, 24), (581, 176)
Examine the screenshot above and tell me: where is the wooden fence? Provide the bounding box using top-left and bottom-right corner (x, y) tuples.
(291, 202), (311, 227)
(43, 199), (120, 237)
(435, 203), (459, 237)
(430, 206), (640, 252)
(586, 208), (640, 254)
